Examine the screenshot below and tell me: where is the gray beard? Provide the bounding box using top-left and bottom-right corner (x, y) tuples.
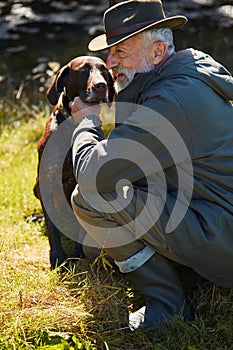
(114, 61), (155, 93)
(114, 74), (135, 93)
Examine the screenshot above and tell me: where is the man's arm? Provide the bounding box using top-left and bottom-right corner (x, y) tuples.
(71, 96), (190, 195)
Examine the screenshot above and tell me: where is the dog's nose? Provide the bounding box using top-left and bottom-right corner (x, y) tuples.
(94, 82), (107, 92)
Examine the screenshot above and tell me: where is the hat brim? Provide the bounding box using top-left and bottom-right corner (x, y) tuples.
(88, 16), (187, 52)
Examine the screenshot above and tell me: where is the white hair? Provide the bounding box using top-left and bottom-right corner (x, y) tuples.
(142, 27), (175, 55)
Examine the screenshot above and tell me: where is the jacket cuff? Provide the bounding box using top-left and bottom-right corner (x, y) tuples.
(77, 114), (102, 128)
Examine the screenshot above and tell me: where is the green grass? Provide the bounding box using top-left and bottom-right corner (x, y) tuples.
(0, 98), (233, 349)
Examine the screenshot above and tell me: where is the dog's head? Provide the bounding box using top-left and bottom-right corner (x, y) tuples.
(46, 56), (115, 111)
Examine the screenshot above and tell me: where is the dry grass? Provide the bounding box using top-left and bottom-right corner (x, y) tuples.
(0, 98), (233, 349)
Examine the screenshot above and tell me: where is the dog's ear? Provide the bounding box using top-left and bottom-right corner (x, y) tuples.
(46, 65), (70, 105)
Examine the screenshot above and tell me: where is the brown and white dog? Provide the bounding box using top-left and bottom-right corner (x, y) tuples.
(34, 56), (115, 269)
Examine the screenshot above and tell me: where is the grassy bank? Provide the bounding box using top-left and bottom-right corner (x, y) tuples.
(0, 98), (233, 349)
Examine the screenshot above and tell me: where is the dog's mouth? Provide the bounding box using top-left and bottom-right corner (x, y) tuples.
(79, 90), (109, 104)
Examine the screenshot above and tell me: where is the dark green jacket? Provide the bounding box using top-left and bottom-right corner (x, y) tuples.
(72, 49), (233, 287)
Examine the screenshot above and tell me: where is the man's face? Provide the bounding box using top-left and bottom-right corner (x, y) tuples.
(106, 34), (155, 92)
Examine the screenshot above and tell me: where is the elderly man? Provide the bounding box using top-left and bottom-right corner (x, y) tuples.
(70, 0), (233, 332)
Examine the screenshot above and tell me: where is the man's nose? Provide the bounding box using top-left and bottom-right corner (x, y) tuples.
(106, 51), (118, 69)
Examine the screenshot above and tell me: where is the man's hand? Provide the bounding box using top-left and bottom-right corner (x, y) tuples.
(69, 97), (101, 124)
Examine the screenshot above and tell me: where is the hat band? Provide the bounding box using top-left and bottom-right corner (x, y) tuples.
(106, 19), (159, 39)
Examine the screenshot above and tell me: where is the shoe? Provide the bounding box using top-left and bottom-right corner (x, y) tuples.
(125, 252), (194, 332)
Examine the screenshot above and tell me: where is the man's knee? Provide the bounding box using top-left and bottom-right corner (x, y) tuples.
(71, 185), (99, 226)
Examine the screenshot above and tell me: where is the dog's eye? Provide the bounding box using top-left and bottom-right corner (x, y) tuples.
(101, 67), (108, 73)
(80, 67), (89, 73)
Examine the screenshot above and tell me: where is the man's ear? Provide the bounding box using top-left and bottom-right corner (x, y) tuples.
(151, 41), (168, 65)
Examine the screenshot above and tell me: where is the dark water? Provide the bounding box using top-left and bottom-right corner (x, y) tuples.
(0, 0), (233, 101)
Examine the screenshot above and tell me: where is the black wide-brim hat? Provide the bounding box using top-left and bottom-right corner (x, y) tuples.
(88, 0), (187, 52)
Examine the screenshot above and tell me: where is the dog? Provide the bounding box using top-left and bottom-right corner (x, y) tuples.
(34, 56), (115, 269)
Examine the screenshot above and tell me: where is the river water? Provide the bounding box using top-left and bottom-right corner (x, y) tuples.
(0, 0), (233, 101)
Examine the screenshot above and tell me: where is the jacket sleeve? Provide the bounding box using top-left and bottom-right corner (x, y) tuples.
(72, 96), (191, 194)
